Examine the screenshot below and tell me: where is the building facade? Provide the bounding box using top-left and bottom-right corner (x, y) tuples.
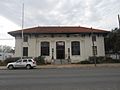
(8, 26), (108, 63)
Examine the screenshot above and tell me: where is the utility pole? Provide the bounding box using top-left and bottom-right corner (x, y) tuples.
(21, 3), (24, 59)
(91, 28), (96, 67)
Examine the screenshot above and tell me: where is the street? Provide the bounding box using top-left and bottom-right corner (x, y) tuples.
(0, 67), (120, 90)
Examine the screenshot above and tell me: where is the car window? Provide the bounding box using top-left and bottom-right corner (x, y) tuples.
(23, 60), (27, 62)
(28, 59), (32, 62)
(16, 60), (22, 63)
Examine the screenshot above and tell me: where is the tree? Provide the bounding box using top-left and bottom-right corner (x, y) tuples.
(0, 45), (14, 53)
(105, 28), (120, 59)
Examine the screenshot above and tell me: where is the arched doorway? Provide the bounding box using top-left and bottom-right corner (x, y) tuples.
(56, 41), (65, 59)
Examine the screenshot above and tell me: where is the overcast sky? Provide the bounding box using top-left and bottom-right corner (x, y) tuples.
(0, 0), (120, 47)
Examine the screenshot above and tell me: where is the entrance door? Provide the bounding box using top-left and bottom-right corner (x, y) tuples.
(56, 41), (65, 59)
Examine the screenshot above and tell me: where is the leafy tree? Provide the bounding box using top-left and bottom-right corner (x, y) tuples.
(0, 45), (14, 53)
(105, 28), (120, 59)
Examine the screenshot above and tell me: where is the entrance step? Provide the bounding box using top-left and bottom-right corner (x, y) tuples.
(53, 59), (71, 64)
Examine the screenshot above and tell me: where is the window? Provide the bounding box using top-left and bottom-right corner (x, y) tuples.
(23, 35), (28, 42)
(92, 46), (97, 55)
(28, 60), (32, 62)
(92, 35), (96, 41)
(16, 59), (22, 63)
(71, 41), (80, 55)
(41, 42), (49, 56)
(23, 59), (27, 62)
(23, 47), (28, 56)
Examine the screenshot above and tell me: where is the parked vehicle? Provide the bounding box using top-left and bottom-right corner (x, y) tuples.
(7, 59), (36, 69)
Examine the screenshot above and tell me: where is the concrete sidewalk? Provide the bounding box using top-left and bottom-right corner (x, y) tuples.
(1, 63), (120, 70)
(37, 63), (120, 69)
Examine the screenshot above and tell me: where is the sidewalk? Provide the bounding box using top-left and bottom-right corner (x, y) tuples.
(1, 63), (120, 70)
(37, 63), (120, 69)
(0, 66), (7, 70)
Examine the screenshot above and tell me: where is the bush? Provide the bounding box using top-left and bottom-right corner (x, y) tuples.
(34, 56), (45, 65)
(89, 56), (105, 64)
(0, 60), (6, 66)
(80, 60), (91, 64)
(0, 57), (20, 66)
(77, 56), (105, 64)
(4, 57), (20, 65)
(89, 56), (120, 64)
(103, 57), (120, 63)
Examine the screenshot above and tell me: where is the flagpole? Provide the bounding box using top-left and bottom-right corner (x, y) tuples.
(21, 3), (24, 59)
(118, 14), (120, 29)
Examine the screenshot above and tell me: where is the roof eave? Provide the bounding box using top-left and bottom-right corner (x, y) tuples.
(8, 31), (109, 37)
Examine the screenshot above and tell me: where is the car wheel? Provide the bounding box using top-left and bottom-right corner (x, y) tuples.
(26, 65), (31, 69)
(8, 65), (14, 70)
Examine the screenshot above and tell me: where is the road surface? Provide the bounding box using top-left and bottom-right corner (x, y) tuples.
(0, 67), (120, 90)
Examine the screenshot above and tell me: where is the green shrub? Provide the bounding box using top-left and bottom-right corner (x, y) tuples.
(89, 56), (120, 63)
(89, 56), (105, 64)
(103, 58), (120, 63)
(80, 60), (91, 64)
(0, 57), (20, 66)
(4, 57), (20, 65)
(0, 60), (6, 66)
(34, 56), (45, 65)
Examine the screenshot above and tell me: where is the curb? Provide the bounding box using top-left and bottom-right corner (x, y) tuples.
(37, 64), (120, 69)
(0, 64), (120, 70)
(0, 66), (7, 70)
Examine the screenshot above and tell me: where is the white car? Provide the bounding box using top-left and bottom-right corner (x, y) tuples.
(7, 59), (36, 69)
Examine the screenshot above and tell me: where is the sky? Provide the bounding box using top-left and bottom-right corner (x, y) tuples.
(0, 0), (120, 47)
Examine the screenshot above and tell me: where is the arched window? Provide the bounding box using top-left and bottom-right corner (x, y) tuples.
(71, 41), (80, 55)
(41, 42), (49, 56)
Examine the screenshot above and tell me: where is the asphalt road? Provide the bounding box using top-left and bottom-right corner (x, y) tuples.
(0, 67), (120, 90)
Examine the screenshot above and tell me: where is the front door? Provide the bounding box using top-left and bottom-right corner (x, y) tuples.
(56, 41), (65, 59)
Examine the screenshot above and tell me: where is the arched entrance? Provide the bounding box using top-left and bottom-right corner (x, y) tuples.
(56, 41), (65, 59)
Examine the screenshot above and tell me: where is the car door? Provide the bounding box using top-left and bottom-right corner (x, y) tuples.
(22, 59), (27, 67)
(14, 59), (22, 68)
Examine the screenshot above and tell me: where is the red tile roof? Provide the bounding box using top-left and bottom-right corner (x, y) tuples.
(8, 26), (109, 36)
